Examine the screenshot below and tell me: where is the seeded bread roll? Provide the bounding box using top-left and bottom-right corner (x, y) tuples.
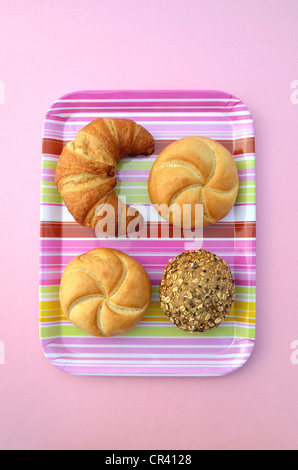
(160, 250), (235, 333)
(59, 248), (152, 337)
(148, 136), (239, 228)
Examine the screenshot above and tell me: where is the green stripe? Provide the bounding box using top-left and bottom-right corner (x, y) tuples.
(40, 193), (256, 204)
(41, 159), (255, 171)
(39, 323), (255, 340)
(236, 160), (255, 170)
(116, 194), (256, 204)
(41, 195), (63, 204)
(41, 188), (61, 195)
(39, 285), (256, 295)
(236, 195), (256, 204)
(237, 187), (255, 195)
(235, 286), (256, 294)
(117, 162), (152, 170)
(42, 161), (57, 170)
(41, 181), (255, 191)
(239, 180), (255, 187)
(41, 180), (57, 187)
(40, 286), (61, 294)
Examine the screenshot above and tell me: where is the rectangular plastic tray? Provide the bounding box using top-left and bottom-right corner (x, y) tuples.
(39, 90), (256, 376)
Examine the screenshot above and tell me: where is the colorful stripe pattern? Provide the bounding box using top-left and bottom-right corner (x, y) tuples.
(39, 90), (256, 376)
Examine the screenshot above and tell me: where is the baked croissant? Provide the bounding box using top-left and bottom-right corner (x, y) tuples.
(55, 118), (155, 235)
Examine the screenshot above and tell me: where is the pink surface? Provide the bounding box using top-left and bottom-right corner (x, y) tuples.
(0, 0), (297, 450)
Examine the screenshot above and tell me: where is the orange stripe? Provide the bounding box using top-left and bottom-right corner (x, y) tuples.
(42, 137), (255, 157)
(40, 220), (256, 239)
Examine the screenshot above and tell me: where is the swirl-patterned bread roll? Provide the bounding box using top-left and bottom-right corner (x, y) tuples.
(55, 118), (155, 235)
(59, 248), (152, 337)
(148, 136), (239, 228)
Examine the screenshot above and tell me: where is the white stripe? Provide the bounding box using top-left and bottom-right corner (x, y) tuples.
(43, 130), (253, 137)
(40, 203), (256, 223)
(43, 133), (255, 141)
(42, 153), (255, 162)
(51, 104), (247, 111)
(45, 352), (251, 359)
(67, 373), (229, 376)
(44, 118), (253, 125)
(39, 236), (256, 242)
(54, 111), (251, 118)
(47, 358), (248, 366)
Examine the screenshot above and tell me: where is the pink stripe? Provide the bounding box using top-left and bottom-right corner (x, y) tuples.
(43, 362), (247, 376)
(46, 114), (251, 123)
(39, 245), (256, 258)
(46, 354), (251, 363)
(41, 336), (252, 346)
(40, 255), (256, 267)
(40, 238), (255, 248)
(39, 247), (256, 258)
(49, 106), (249, 114)
(44, 122), (253, 136)
(40, 203), (62, 206)
(39, 278), (255, 287)
(116, 175), (255, 183)
(43, 346), (253, 357)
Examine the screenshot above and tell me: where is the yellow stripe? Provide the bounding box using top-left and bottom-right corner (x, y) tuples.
(39, 300), (256, 324)
(39, 300), (256, 311)
(40, 315), (66, 323)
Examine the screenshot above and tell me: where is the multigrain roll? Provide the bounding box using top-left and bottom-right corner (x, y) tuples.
(148, 136), (239, 228)
(59, 248), (152, 337)
(160, 250), (235, 333)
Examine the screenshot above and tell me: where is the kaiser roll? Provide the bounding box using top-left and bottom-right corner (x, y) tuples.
(59, 248), (152, 337)
(148, 136), (239, 228)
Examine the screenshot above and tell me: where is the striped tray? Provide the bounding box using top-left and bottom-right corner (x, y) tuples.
(39, 90), (256, 376)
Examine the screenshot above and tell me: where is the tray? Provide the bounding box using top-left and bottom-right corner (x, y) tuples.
(39, 90), (256, 376)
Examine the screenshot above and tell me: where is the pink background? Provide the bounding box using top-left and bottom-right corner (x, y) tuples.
(0, 0), (298, 450)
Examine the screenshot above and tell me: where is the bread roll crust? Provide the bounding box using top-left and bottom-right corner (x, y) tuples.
(55, 118), (154, 234)
(148, 136), (239, 228)
(59, 248), (152, 337)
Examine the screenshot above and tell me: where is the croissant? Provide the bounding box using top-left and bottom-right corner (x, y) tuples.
(55, 118), (155, 235)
